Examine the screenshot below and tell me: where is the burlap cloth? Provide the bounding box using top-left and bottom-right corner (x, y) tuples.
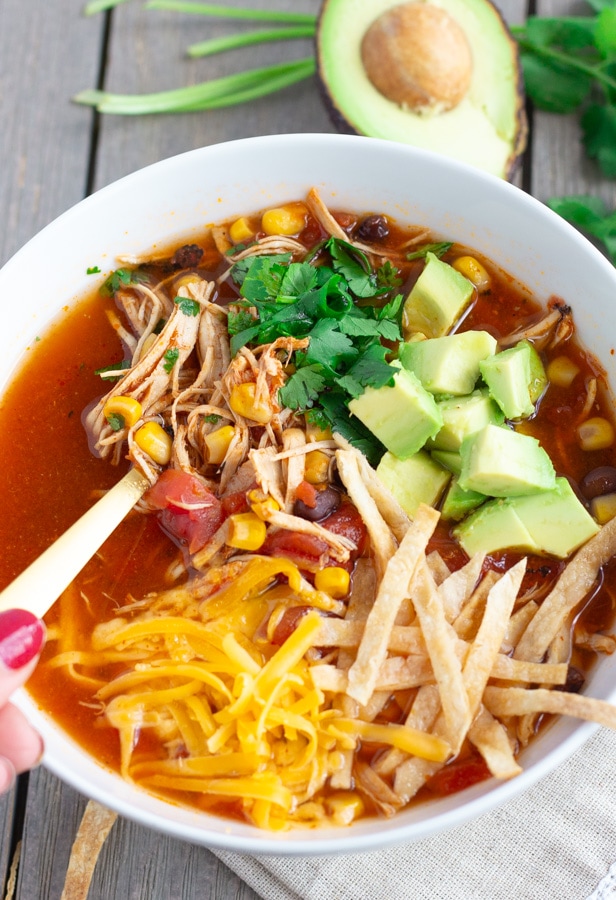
(214, 727), (616, 900)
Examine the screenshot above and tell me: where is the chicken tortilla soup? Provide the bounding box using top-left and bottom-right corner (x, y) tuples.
(2, 188), (616, 831)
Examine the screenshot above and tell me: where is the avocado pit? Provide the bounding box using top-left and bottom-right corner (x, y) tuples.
(361, 2), (473, 115)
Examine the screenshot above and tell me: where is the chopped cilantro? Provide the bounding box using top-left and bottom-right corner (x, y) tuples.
(153, 318), (166, 335)
(174, 296), (200, 316)
(406, 241), (453, 261)
(100, 267), (149, 297)
(87, 265), (101, 275)
(106, 412), (125, 431)
(95, 359), (131, 381)
(163, 348), (180, 373)
(228, 306), (256, 336)
(204, 413), (221, 424)
(376, 260), (403, 290)
(278, 365), (326, 410)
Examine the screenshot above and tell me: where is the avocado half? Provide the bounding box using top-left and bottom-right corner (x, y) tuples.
(316, 0), (527, 181)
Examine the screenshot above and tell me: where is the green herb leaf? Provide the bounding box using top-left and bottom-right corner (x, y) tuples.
(547, 194), (616, 264)
(318, 391), (385, 467)
(581, 103), (616, 176)
(278, 366), (326, 410)
(240, 254), (291, 302)
(163, 348), (180, 373)
(376, 260), (403, 289)
(95, 359), (131, 381)
(100, 268), (149, 297)
(106, 412), (125, 432)
(227, 306), (256, 337)
(327, 238), (382, 298)
(87, 265), (101, 275)
(204, 413), (221, 424)
(406, 241), (453, 261)
(174, 296), (201, 316)
(520, 50), (593, 113)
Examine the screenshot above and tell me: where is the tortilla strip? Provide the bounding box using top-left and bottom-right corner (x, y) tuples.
(374, 684), (441, 776)
(313, 619), (425, 654)
(438, 552), (486, 623)
(452, 569), (500, 641)
(483, 685), (616, 730)
(426, 550), (452, 586)
(490, 655), (567, 685)
(60, 800), (118, 900)
(393, 560), (526, 802)
(335, 449), (397, 578)
(409, 559), (471, 745)
(281, 427), (306, 513)
(345, 504), (439, 706)
(501, 599), (538, 655)
(468, 705), (522, 779)
(515, 515), (616, 662)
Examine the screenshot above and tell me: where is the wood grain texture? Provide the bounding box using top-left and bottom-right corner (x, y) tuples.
(0, 0), (103, 266)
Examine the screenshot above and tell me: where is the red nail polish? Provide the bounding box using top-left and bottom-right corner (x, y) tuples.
(0, 609), (45, 670)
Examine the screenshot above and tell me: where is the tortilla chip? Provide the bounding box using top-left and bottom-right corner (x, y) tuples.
(60, 800), (118, 900)
(346, 504), (439, 706)
(483, 685), (616, 730)
(468, 705), (522, 779)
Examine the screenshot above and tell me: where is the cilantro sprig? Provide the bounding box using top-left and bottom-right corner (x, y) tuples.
(546, 195), (616, 263)
(228, 238), (402, 463)
(512, 2), (616, 176)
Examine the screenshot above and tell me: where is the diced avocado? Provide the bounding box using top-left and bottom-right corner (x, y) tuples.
(430, 449), (462, 475)
(453, 499), (540, 557)
(441, 477), (486, 522)
(402, 252), (474, 340)
(348, 365), (442, 460)
(459, 423), (556, 497)
(479, 342), (534, 420)
(453, 477), (600, 558)
(427, 389), (504, 452)
(512, 477), (600, 557)
(519, 340), (548, 403)
(376, 450), (451, 516)
(399, 330), (497, 396)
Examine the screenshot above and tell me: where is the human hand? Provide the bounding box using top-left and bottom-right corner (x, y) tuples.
(0, 609), (46, 793)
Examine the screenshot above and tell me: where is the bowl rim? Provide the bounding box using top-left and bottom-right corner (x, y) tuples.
(5, 132), (616, 855)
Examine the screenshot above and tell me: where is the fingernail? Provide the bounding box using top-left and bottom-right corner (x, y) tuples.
(0, 609), (45, 670)
(0, 756), (16, 794)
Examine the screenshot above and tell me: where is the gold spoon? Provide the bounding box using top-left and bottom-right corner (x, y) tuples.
(0, 468), (150, 619)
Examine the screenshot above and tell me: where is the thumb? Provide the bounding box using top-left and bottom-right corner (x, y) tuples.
(0, 609), (46, 705)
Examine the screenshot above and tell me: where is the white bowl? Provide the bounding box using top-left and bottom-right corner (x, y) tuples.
(4, 133), (616, 855)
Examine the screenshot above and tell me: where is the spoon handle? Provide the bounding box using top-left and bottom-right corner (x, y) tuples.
(0, 468), (150, 619)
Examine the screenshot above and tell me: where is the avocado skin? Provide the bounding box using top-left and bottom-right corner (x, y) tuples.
(316, 0), (528, 181)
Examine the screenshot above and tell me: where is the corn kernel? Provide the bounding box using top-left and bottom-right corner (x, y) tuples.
(452, 255), (491, 291)
(134, 421), (173, 465)
(227, 512), (267, 551)
(228, 382), (272, 424)
(103, 395), (143, 430)
(314, 566), (350, 599)
(304, 450), (331, 484)
(261, 203), (307, 236)
(591, 492), (616, 524)
(248, 488), (280, 520)
(229, 216), (254, 244)
(578, 417), (615, 451)
(204, 424), (235, 465)
(547, 355), (580, 388)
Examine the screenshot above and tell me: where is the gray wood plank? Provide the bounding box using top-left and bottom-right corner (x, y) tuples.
(0, 0), (104, 266)
(92, 0), (332, 191)
(0, 785), (16, 895)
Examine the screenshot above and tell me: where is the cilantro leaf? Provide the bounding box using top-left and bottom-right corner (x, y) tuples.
(319, 391), (385, 467)
(227, 306), (256, 336)
(327, 238), (382, 298)
(337, 343), (397, 398)
(520, 50), (593, 113)
(581, 103), (616, 176)
(547, 194), (616, 264)
(95, 359), (131, 381)
(376, 260), (403, 289)
(302, 318), (358, 372)
(87, 265), (101, 275)
(278, 262), (318, 303)
(163, 348), (180, 373)
(240, 255), (291, 302)
(106, 412), (125, 432)
(100, 267), (149, 297)
(278, 366), (326, 410)
(406, 241), (452, 261)
(174, 296), (200, 316)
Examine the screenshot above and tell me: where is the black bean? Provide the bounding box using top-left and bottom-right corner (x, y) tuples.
(294, 487), (341, 522)
(171, 244), (203, 269)
(558, 666), (585, 694)
(580, 466), (616, 500)
(357, 214), (389, 242)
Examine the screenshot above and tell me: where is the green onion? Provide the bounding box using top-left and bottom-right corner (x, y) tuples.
(145, 1), (317, 25)
(73, 58), (316, 115)
(187, 25), (316, 59)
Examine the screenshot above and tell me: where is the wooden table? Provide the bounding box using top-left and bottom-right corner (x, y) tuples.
(0, 1), (614, 897)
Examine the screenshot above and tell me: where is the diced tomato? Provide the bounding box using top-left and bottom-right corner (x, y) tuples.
(295, 480), (318, 509)
(221, 490), (250, 517)
(260, 529), (330, 571)
(425, 757), (492, 796)
(145, 469), (224, 554)
(320, 502), (368, 559)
